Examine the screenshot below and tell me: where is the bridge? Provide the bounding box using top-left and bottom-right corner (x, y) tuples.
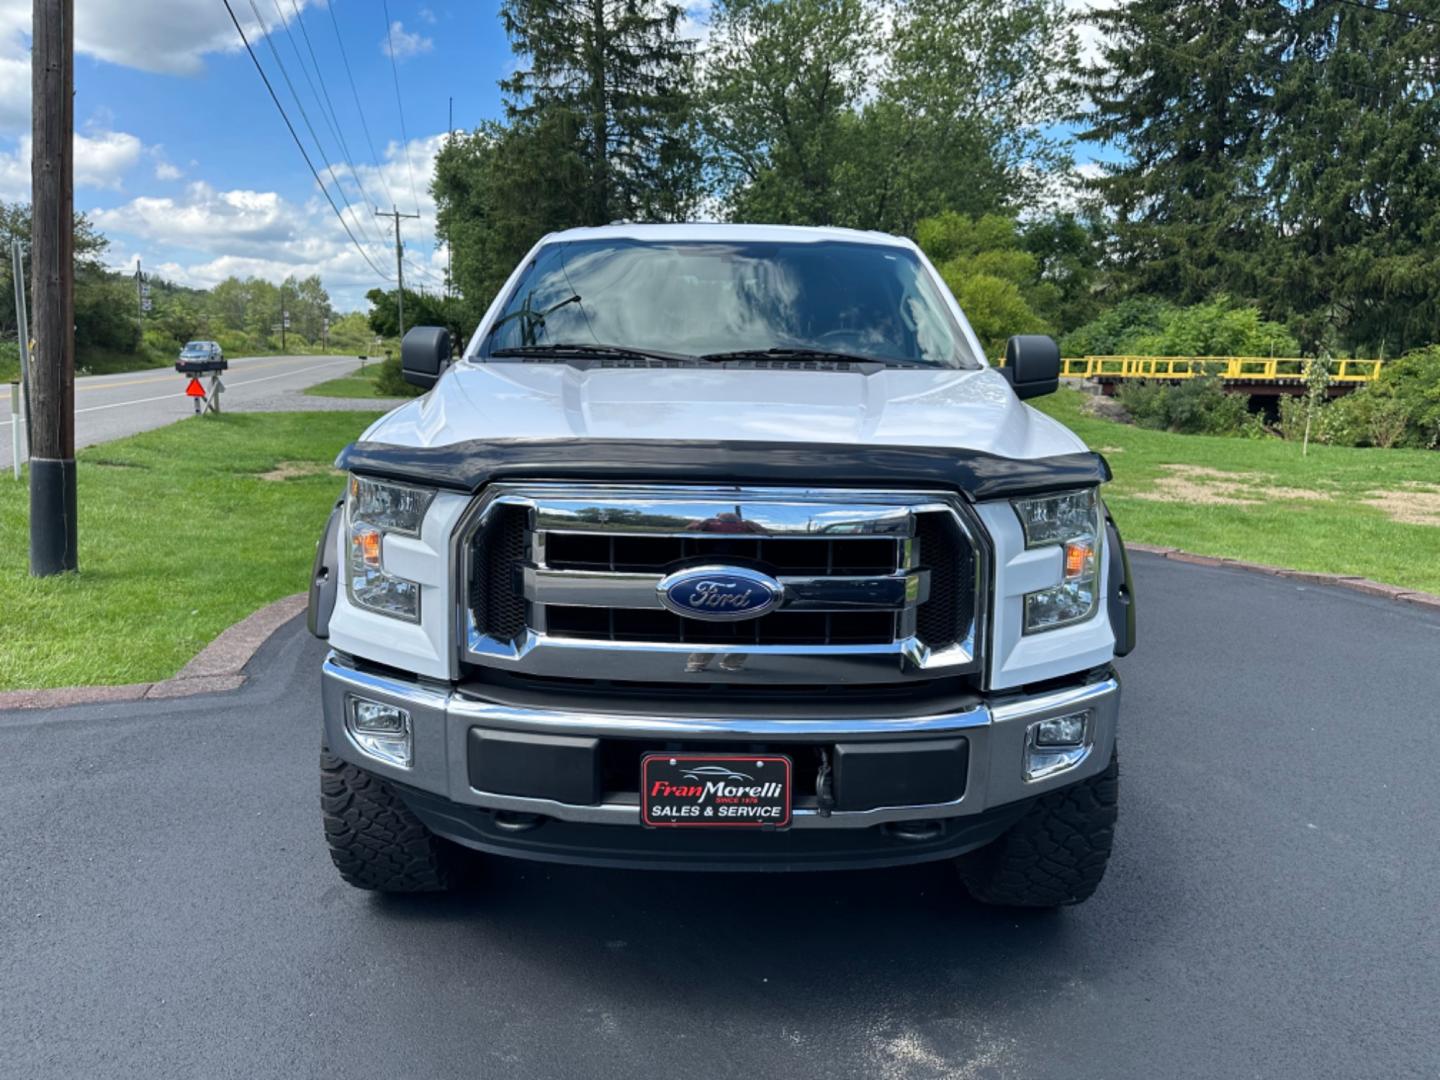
(1061, 356), (1382, 397)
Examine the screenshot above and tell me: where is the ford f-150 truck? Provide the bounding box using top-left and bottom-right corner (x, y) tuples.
(307, 223), (1135, 907)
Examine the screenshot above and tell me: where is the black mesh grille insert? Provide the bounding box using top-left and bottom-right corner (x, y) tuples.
(469, 505), (529, 642)
(544, 607), (897, 646)
(914, 512), (972, 650)
(544, 534), (897, 575)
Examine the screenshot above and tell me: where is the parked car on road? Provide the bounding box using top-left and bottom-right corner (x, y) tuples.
(176, 341), (225, 374)
(307, 223), (1136, 907)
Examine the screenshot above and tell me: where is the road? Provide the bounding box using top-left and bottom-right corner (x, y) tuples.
(0, 353), (367, 469)
(1, 554), (1437, 1079)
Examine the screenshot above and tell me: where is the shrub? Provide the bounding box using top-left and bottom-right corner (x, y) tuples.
(1061, 296), (1297, 359)
(1367, 397), (1411, 449)
(1372, 348), (1440, 448)
(1116, 375), (1252, 435)
(1277, 394), (1311, 442)
(374, 355), (423, 397)
(1316, 391), (1368, 446)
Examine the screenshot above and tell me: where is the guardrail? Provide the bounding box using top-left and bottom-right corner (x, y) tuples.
(1060, 356), (1383, 383)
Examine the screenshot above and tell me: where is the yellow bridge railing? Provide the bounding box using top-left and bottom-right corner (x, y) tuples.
(1060, 356), (1383, 383)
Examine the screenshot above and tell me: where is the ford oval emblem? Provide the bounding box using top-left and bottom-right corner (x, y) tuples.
(657, 566), (783, 622)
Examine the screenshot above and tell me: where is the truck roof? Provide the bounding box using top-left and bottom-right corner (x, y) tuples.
(539, 222), (918, 249)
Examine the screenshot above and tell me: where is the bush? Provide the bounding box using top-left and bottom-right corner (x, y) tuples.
(1062, 296), (1297, 359)
(1372, 348), (1440, 448)
(1115, 375), (1253, 435)
(374, 355), (423, 398)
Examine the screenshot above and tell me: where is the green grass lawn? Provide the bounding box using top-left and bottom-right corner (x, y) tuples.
(1036, 389), (1440, 594)
(0, 411), (381, 691)
(303, 363), (390, 399)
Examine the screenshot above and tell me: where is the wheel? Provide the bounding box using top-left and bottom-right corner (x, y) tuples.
(957, 751), (1118, 908)
(320, 747), (459, 892)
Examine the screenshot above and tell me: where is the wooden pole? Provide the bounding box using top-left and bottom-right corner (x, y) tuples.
(376, 206), (419, 340)
(29, 0), (77, 575)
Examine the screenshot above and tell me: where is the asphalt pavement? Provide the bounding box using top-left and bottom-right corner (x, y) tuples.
(0, 353), (368, 469)
(2, 554), (1437, 1079)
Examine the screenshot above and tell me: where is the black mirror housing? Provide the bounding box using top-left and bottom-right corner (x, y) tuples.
(401, 326), (452, 389)
(1003, 335), (1061, 400)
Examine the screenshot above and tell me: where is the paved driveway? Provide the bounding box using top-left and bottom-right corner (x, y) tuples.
(1, 554), (1436, 1079)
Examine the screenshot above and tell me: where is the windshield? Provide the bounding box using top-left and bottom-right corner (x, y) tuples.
(183, 342), (207, 351)
(481, 239), (980, 369)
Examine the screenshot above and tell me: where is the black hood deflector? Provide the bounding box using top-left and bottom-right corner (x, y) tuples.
(335, 438), (1111, 501)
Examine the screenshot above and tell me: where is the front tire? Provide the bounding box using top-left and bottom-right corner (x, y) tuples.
(957, 751), (1119, 908)
(320, 748), (459, 892)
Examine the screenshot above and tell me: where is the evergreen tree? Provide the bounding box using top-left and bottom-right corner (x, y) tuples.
(499, 0), (703, 225)
(1072, 0), (1286, 302)
(1265, 0), (1440, 353)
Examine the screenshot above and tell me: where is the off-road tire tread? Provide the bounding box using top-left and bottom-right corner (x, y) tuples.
(320, 749), (454, 892)
(959, 752), (1119, 908)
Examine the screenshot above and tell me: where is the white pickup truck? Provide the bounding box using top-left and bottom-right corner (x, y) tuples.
(307, 223), (1135, 907)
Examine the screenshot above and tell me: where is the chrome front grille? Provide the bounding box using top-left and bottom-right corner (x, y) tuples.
(459, 484), (985, 686)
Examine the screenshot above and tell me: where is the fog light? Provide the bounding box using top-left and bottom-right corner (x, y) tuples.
(1024, 710), (1091, 781)
(346, 697), (412, 768)
(1034, 712), (1087, 748)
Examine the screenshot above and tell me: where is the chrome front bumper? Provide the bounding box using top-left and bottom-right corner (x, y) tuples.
(320, 651), (1120, 835)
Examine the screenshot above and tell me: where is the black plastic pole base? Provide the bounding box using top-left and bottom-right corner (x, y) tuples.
(29, 456), (78, 576)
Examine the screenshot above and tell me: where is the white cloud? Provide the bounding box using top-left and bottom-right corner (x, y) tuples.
(0, 0), (319, 136)
(95, 134), (453, 311)
(382, 20), (432, 60)
(155, 161), (184, 181)
(75, 129), (144, 188)
(1068, 0), (1125, 68)
(0, 128), (146, 198)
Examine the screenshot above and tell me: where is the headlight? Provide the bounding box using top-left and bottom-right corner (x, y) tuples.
(346, 474), (435, 622)
(1012, 488), (1101, 634)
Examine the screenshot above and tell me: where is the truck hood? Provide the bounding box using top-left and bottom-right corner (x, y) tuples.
(361, 362), (1087, 461)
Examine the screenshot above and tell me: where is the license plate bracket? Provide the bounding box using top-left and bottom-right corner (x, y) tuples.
(641, 753), (792, 828)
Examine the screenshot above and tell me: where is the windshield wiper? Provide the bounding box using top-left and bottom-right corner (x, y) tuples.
(697, 347), (918, 367)
(488, 342), (697, 363)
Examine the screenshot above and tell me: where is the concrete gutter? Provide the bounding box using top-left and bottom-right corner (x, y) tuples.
(1127, 543), (1440, 610)
(0, 594), (306, 711)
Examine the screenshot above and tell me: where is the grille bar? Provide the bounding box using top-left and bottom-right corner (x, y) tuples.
(524, 567), (928, 612)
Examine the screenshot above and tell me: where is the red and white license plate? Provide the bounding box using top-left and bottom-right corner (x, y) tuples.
(641, 754), (791, 828)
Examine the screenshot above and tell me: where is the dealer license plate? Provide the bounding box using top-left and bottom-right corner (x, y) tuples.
(641, 754), (792, 828)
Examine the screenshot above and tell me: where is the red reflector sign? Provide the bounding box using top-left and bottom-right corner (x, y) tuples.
(184, 378), (206, 397)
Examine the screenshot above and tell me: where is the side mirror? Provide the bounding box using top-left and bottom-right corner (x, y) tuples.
(1003, 335), (1060, 400)
(401, 326), (452, 389)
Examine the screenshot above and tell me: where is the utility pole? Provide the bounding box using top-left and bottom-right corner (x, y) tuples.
(135, 258), (143, 325)
(279, 279), (286, 352)
(376, 205), (419, 339)
(29, 0), (76, 575)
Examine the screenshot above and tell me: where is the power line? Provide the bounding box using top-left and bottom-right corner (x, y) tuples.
(219, 0), (392, 281)
(282, 0), (379, 217)
(275, 0), (374, 217)
(382, 0), (423, 217)
(250, 0), (385, 254)
(326, 0), (397, 210)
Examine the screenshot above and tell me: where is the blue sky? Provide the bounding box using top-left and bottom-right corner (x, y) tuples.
(0, 0), (1106, 312)
(0, 0), (520, 309)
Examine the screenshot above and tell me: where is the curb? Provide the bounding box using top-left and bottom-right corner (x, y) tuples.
(0, 594), (307, 712)
(1128, 544), (1440, 610)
